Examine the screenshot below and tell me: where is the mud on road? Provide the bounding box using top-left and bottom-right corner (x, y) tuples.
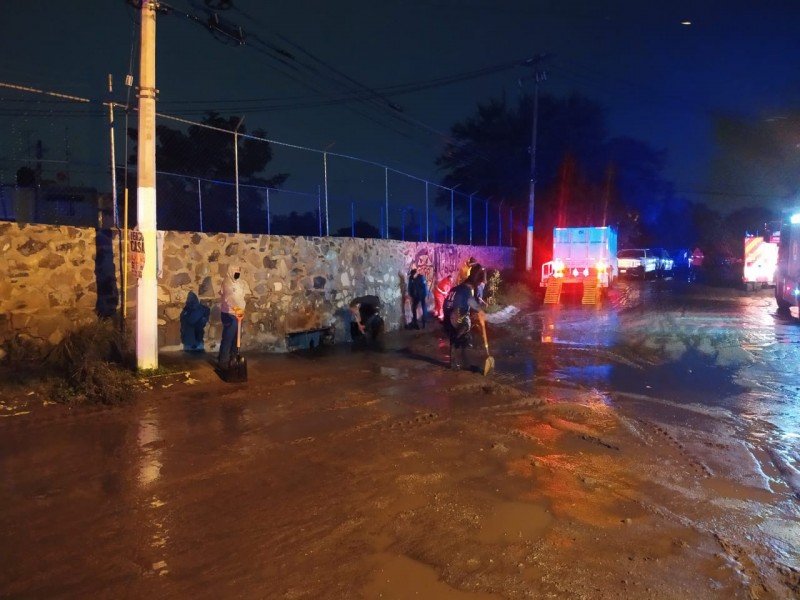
(1, 281), (799, 599)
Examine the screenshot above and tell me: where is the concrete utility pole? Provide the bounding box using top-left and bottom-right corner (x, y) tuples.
(136, 0), (158, 370)
(521, 55), (549, 272)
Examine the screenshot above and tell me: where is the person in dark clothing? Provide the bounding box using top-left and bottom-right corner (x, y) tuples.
(442, 264), (486, 370)
(349, 295), (384, 349)
(180, 291), (210, 352)
(407, 268), (429, 329)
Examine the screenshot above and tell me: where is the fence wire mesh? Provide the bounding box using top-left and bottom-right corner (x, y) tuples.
(0, 81), (515, 245)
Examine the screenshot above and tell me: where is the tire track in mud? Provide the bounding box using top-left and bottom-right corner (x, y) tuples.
(466, 371), (799, 599)
(610, 418), (799, 599)
(639, 420), (714, 479)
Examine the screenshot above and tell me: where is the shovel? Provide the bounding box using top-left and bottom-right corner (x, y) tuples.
(226, 308), (248, 383)
(478, 312), (495, 376)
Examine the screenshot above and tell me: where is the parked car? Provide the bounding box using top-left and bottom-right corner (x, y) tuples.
(617, 248), (658, 278)
(651, 248), (674, 277)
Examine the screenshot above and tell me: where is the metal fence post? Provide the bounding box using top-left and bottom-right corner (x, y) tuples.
(317, 185), (322, 237)
(485, 198), (489, 245)
(469, 192), (475, 245)
(425, 182), (429, 242)
(197, 178), (203, 233)
(498, 200), (504, 246)
(323, 152), (329, 236)
(450, 188), (454, 244)
(351, 201), (355, 238)
(266, 187), (270, 235)
(384, 167), (389, 239)
(234, 116), (244, 233)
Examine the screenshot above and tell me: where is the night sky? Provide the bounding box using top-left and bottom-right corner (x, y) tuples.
(1, 0), (798, 215)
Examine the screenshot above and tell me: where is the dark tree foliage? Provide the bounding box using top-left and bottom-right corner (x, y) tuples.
(127, 112), (288, 232)
(335, 219), (381, 239)
(270, 211), (320, 237)
(710, 113), (800, 213)
(436, 92), (680, 258)
(16, 166), (36, 187)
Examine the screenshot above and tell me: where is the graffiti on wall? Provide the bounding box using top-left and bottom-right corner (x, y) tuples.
(412, 248), (435, 285)
(434, 246), (459, 282)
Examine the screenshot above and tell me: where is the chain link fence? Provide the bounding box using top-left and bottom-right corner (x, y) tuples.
(0, 81), (516, 246)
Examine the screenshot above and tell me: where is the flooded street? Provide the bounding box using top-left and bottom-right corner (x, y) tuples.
(1, 279), (799, 599)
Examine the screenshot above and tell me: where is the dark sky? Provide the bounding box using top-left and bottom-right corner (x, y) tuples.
(2, 0), (798, 215)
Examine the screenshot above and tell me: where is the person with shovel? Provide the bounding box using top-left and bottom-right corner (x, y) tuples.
(218, 264), (249, 369)
(442, 264), (493, 374)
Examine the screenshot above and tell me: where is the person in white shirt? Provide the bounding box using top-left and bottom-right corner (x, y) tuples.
(218, 264), (248, 367)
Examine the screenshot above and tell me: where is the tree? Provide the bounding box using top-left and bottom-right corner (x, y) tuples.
(710, 112), (800, 213)
(436, 92), (673, 263)
(127, 112), (288, 232)
(335, 219), (381, 239)
(270, 211), (320, 237)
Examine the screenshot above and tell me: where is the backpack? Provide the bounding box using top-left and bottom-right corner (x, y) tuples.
(442, 287), (458, 335)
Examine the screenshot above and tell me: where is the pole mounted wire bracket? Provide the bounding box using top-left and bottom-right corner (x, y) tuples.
(207, 13), (246, 45)
(204, 0), (233, 9)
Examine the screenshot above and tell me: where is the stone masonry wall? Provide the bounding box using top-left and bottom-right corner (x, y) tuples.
(0, 222), (515, 356)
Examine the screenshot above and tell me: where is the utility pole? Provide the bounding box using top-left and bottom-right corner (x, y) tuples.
(136, 0), (158, 370)
(521, 55), (549, 272)
(108, 74), (118, 228)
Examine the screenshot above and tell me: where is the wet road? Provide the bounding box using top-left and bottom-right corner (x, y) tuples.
(1, 278), (799, 599)
(514, 278), (800, 499)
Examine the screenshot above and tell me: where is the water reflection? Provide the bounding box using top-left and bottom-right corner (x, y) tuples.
(533, 309), (619, 348)
(136, 407), (171, 576)
(137, 409), (163, 487)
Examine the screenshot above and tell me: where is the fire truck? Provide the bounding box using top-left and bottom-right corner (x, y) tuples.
(776, 212), (800, 312)
(540, 226), (617, 305)
(743, 231), (779, 291)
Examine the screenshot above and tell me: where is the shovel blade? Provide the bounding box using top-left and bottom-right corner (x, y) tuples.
(224, 354), (248, 383)
(482, 355), (495, 377)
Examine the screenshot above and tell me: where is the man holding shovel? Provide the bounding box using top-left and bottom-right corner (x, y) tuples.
(442, 264), (493, 375)
(218, 264), (249, 370)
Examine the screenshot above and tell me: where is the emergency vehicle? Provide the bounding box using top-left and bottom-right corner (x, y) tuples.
(540, 226), (617, 305)
(776, 212), (800, 312)
(743, 231), (779, 291)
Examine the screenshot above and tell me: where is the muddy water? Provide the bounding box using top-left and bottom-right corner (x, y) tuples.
(506, 280), (800, 595)
(523, 280), (800, 497)
(1, 280), (799, 599)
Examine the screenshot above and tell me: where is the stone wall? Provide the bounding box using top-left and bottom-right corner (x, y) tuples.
(0, 222), (515, 355)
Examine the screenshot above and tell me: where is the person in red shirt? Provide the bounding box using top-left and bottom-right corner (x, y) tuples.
(433, 275), (453, 321)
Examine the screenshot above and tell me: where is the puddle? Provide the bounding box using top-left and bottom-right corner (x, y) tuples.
(475, 501), (552, 544)
(362, 553), (500, 600)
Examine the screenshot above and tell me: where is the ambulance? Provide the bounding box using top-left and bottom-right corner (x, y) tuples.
(743, 231), (779, 291)
(776, 212), (800, 312)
